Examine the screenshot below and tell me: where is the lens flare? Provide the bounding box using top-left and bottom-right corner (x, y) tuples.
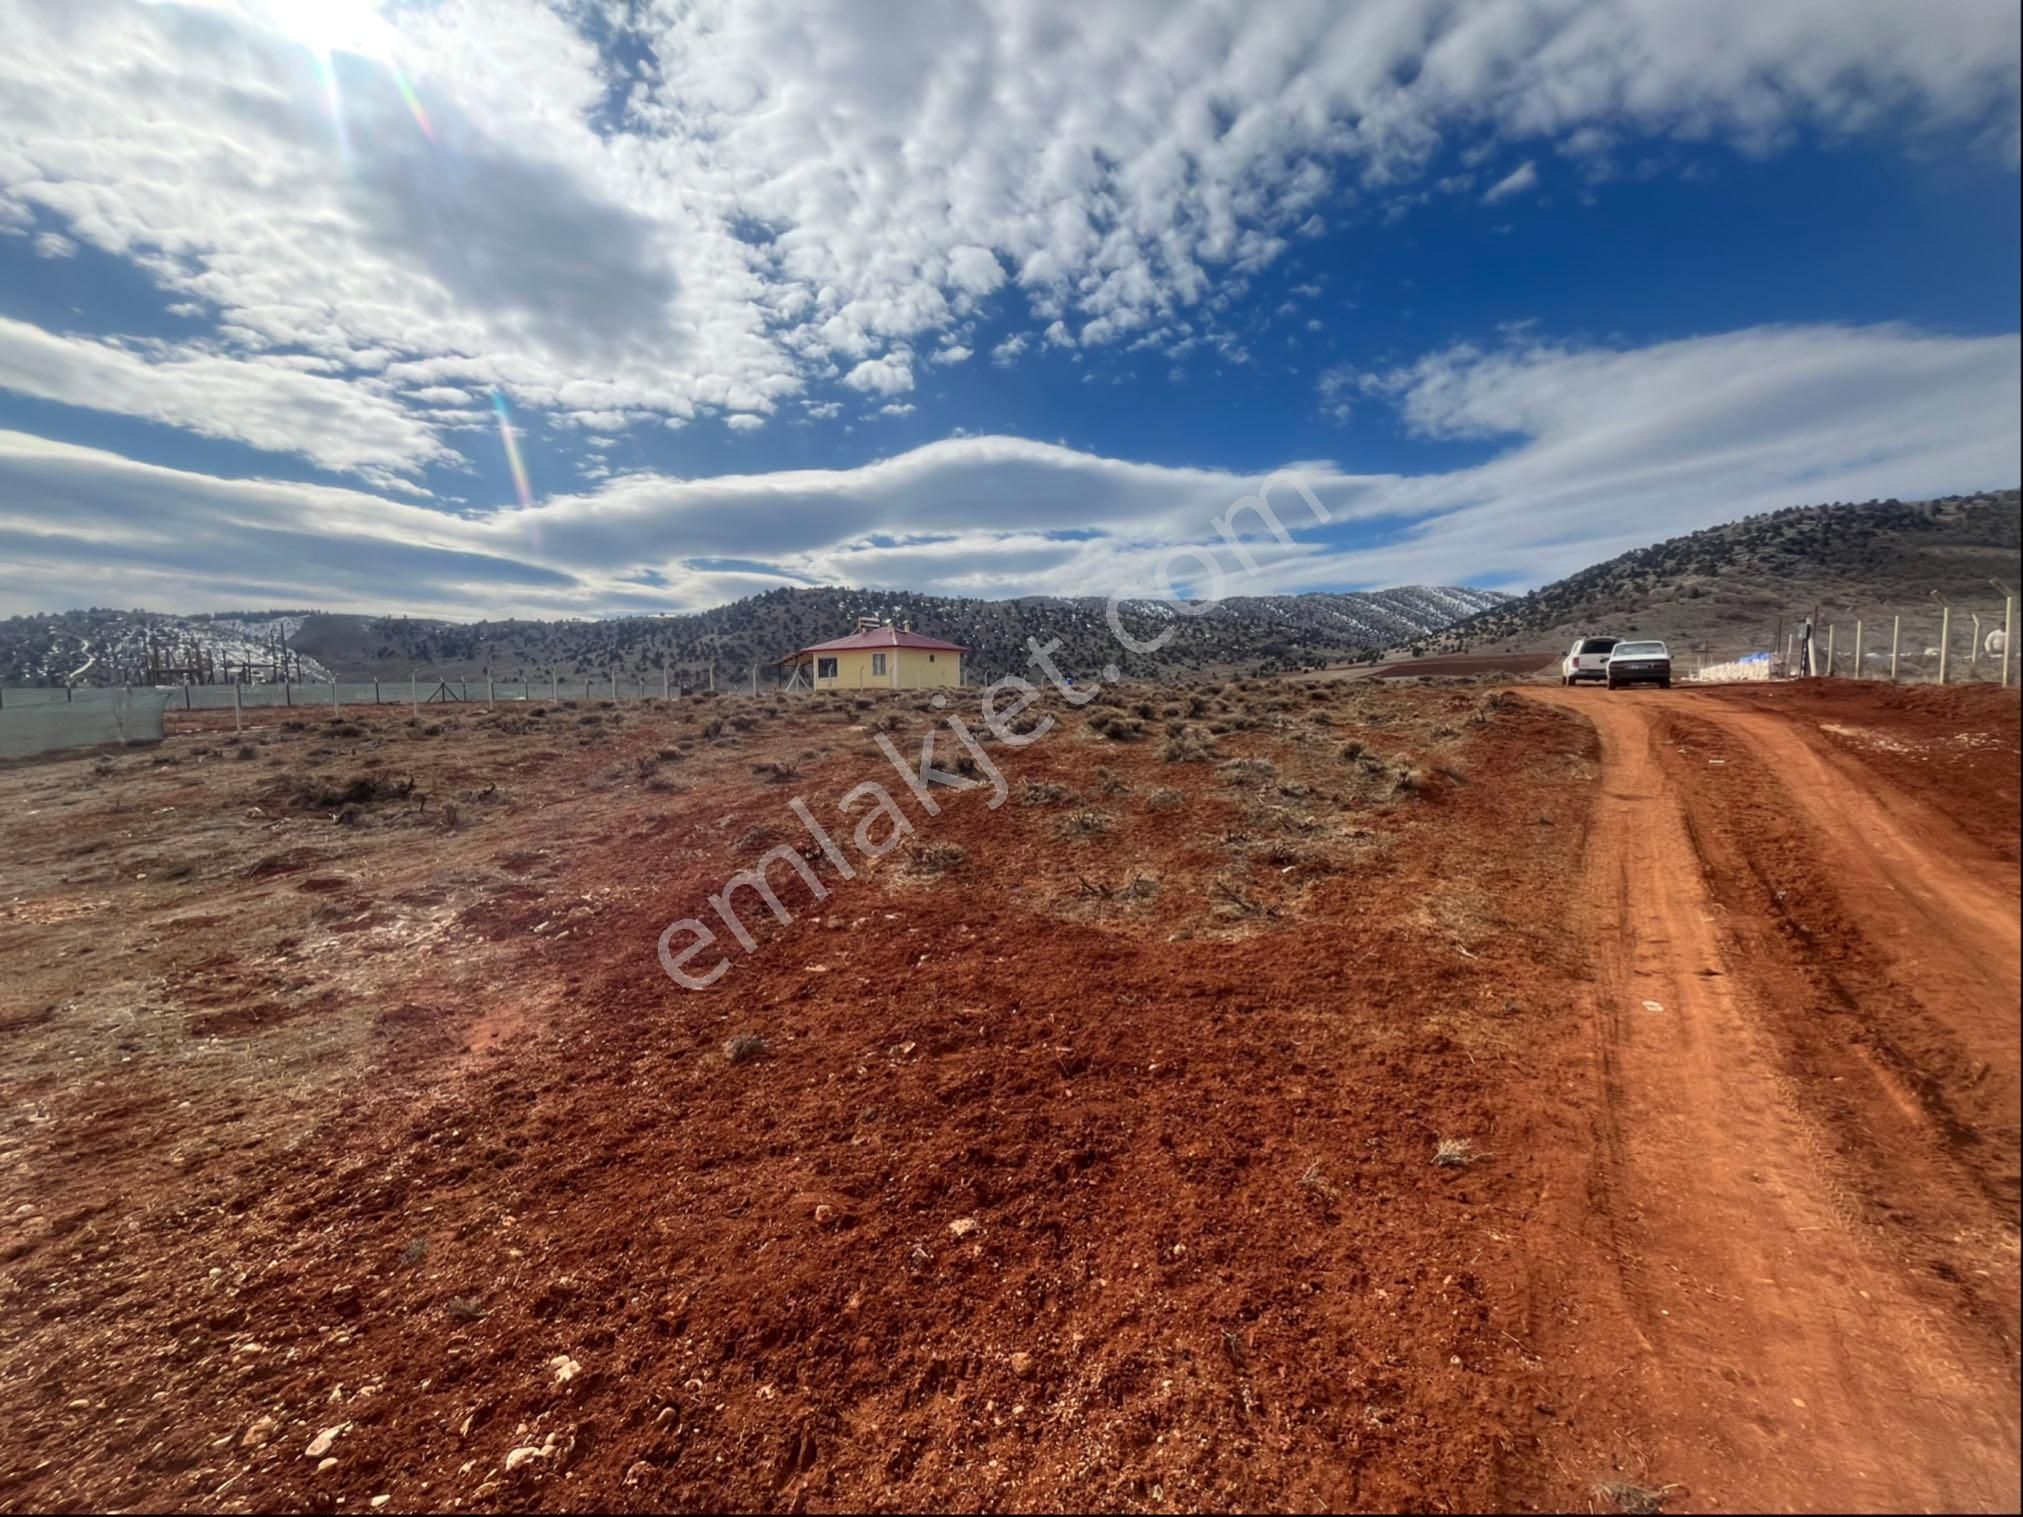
(492, 389), (535, 509)
(389, 61), (436, 142)
(312, 49), (352, 162)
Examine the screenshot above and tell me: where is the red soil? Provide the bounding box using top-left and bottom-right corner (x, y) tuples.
(1, 675), (2015, 1512)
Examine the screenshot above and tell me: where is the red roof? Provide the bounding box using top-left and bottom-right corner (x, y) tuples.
(786, 626), (969, 659)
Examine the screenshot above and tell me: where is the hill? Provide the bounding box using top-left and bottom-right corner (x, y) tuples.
(0, 585), (1507, 687)
(1434, 490), (2021, 660)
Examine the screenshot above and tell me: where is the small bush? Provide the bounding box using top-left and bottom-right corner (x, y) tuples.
(1090, 713), (1146, 742)
(1144, 786), (1186, 812)
(1162, 727), (1219, 763)
(1020, 780), (1070, 805)
(1218, 756), (1277, 788)
(1059, 808), (1116, 838)
(724, 1033), (767, 1066)
(908, 841), (968, 874)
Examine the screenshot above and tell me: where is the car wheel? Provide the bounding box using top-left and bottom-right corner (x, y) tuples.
(1661, 678), (1672, 689)
(1606, 676), (1618, 689)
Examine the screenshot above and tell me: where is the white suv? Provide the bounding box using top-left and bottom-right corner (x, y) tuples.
(1561, 636), (1618, 685)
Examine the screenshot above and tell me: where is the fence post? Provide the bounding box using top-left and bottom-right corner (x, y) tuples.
(488, 677), (495, 706)
(285, 680), (292, 707)
(411, 672), (419, 716)
(2004, 597), (2015, 689)
(611, 669), (618, 702)
(662, 668), (670, 702)
(1938, 607), (1951, 684)
(233, 680), (242, 736)
(374, 678), (380, 705)
(1890, 616), (1900, 683)
(332, 678), (339, 713)
(1853, 621), (1863, 680)
(1826, 623), (1836, 677)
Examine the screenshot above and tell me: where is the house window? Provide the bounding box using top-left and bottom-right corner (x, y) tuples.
(928, 654), (936, 662)
(817, 657), (838, 679)
(871, 653), (888, 676)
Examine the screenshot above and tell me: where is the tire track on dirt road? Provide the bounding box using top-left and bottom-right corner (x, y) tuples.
(1527, 685), (2019, 1513)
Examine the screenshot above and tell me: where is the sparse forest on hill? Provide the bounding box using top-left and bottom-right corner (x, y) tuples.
(1435, 490), (2021, 657)
(0, 586), (1505, 687)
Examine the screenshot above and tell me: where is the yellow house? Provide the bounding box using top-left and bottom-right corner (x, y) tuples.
(781, 618), (968, 690)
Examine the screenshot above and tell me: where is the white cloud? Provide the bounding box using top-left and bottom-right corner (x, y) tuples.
(0, 315), (451, 484)
(725, 413), (765, 430)
(842, 350), (915, 395)
(1317, 364), (1356, 424)
(1482, 161), (1539, 203)
(4, 0), (2007, 467)
(991, 333), (1030, 366)
(31, 231), (76, 258)
(1, 323), (2012, 618)
(931, 345), (973, 365)
(878, 402), (916, 417)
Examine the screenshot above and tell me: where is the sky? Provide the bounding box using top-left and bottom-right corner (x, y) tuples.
(0, 0), (2018, 620)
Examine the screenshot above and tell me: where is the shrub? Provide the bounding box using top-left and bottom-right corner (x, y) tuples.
(908, 841), (968, 874)
(1020, 780), (1071, 805)
(724, 1033), (767, 1066)
(1218, 756), (1277, 787)
(1058, 808), (1116, 838)
(1144, 786), (1186, 812)
(1162, 727), (1219, 763)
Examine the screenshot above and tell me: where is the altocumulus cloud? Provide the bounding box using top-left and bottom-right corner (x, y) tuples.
(0, 0), (2015, 448)
(0, 323), (2013, 618)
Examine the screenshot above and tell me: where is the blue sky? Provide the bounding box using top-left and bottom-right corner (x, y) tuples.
(0, 0), (2017, 618)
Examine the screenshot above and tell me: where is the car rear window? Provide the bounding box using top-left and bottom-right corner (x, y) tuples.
(1577, 638), (1617, 654)
(1613, 641), (1666, 656)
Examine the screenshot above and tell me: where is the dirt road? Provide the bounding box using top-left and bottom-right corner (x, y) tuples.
(1528, 683), (2020, 1512)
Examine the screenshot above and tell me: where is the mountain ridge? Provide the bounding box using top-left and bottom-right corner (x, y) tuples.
(0, 584), (1509, 686)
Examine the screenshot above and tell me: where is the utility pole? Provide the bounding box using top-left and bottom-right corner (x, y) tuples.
(1890, 616), (1900, 683)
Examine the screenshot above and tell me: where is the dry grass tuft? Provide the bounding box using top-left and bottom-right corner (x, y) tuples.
(1058, 808), (1117, 839)
(1432, 1137), (1478, 1168)
(1592, 1479), (1681, 1515)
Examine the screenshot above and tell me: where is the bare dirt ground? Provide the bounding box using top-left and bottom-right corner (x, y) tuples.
(1523, 678), (2020, 1512)
(0, 675), (2014, 1512)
